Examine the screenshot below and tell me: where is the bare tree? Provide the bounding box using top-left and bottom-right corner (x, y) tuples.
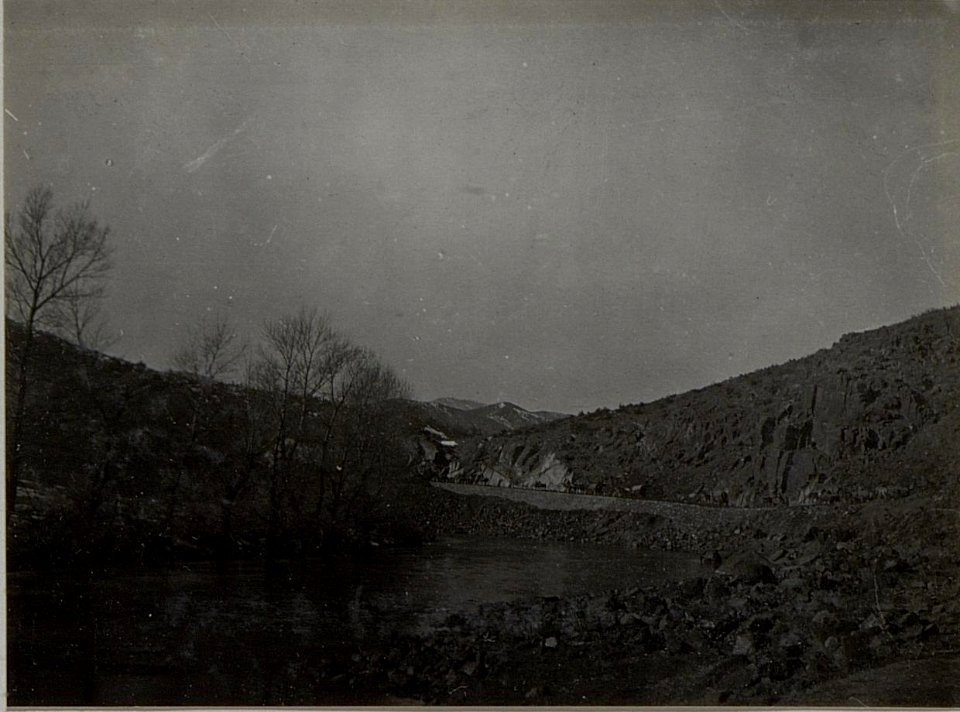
(5, 185), (113, 514)
(251, 307), (346, 553)
(173, 312), (246, 382)
(51, 281), (117, 351)
(325, 348), (410, 529)
(244, 305), (412, 553)
(214, 359), (275, 553)
(161, 312), (247, 535)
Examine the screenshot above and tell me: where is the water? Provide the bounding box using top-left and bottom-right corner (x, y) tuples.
(7, 537), (702, 705)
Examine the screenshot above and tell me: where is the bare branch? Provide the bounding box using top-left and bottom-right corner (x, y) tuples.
(259, 306), (341, 402)
(48, 282), (117, 350)
(5, 185), (114, 514)
(5, 185), (113, 338)
(173, 312), (247, 381)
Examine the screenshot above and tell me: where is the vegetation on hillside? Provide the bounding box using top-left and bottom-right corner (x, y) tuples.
(5, 310), (424, 568)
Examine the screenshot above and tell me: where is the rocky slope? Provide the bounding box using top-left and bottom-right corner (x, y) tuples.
(445, 306), (960, 505)
(284, 487), (960, 705)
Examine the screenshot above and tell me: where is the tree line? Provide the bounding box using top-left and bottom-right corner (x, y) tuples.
(6, 185), (414, 563)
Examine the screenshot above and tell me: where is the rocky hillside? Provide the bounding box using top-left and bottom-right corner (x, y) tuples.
(445, 306), (960, 506)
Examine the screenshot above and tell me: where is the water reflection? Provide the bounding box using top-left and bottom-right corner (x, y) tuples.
(8, 537), (701, 705)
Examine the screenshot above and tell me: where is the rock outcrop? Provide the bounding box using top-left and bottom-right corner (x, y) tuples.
(446, 307), (960, 505)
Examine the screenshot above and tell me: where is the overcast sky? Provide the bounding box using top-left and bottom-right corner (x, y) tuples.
(5, 0), (960, 413)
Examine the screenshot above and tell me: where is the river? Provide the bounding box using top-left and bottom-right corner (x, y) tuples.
(8, 537), (703, 705)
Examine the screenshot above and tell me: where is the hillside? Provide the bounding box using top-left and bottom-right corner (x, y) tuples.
(3, 321), (566, 565)
(445, 306), (960, 506)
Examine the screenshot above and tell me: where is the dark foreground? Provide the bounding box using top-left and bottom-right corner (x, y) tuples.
(8, 486), (960, 706)
(311, 493), (960, 706)
(8, 536), (700, 706)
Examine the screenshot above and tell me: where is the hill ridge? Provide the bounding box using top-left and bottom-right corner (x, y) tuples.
(443, 306), (960, 506)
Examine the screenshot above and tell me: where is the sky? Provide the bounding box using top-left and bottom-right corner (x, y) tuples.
(4, 0), (960, 413)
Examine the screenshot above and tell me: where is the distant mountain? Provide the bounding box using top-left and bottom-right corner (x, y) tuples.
(468, 401), (567, 431)
(444, 306), (960, 506)
(534, 409), (569, 422)
(431, 397), (487, 411)
(419, 398), (567, 436)
(384, 400), (505, 440)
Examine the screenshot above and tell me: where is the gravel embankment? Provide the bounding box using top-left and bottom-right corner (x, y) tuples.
(358, 484), (960, 705)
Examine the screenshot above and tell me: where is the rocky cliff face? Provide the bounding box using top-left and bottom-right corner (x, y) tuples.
(446, 307), (960, 505)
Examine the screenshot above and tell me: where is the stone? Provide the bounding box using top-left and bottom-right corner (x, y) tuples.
(732, 634), (754, 656)
(780, 577), (805, 591)
(778, 630), (804, 656)
(717, 551), (777, 585)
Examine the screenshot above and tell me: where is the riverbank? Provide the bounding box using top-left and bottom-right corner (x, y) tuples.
(8, 477), (960, 705)
(6, 535), (702, 706)
(325, 484), (960, 705)
(409, 479), (839, 560)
